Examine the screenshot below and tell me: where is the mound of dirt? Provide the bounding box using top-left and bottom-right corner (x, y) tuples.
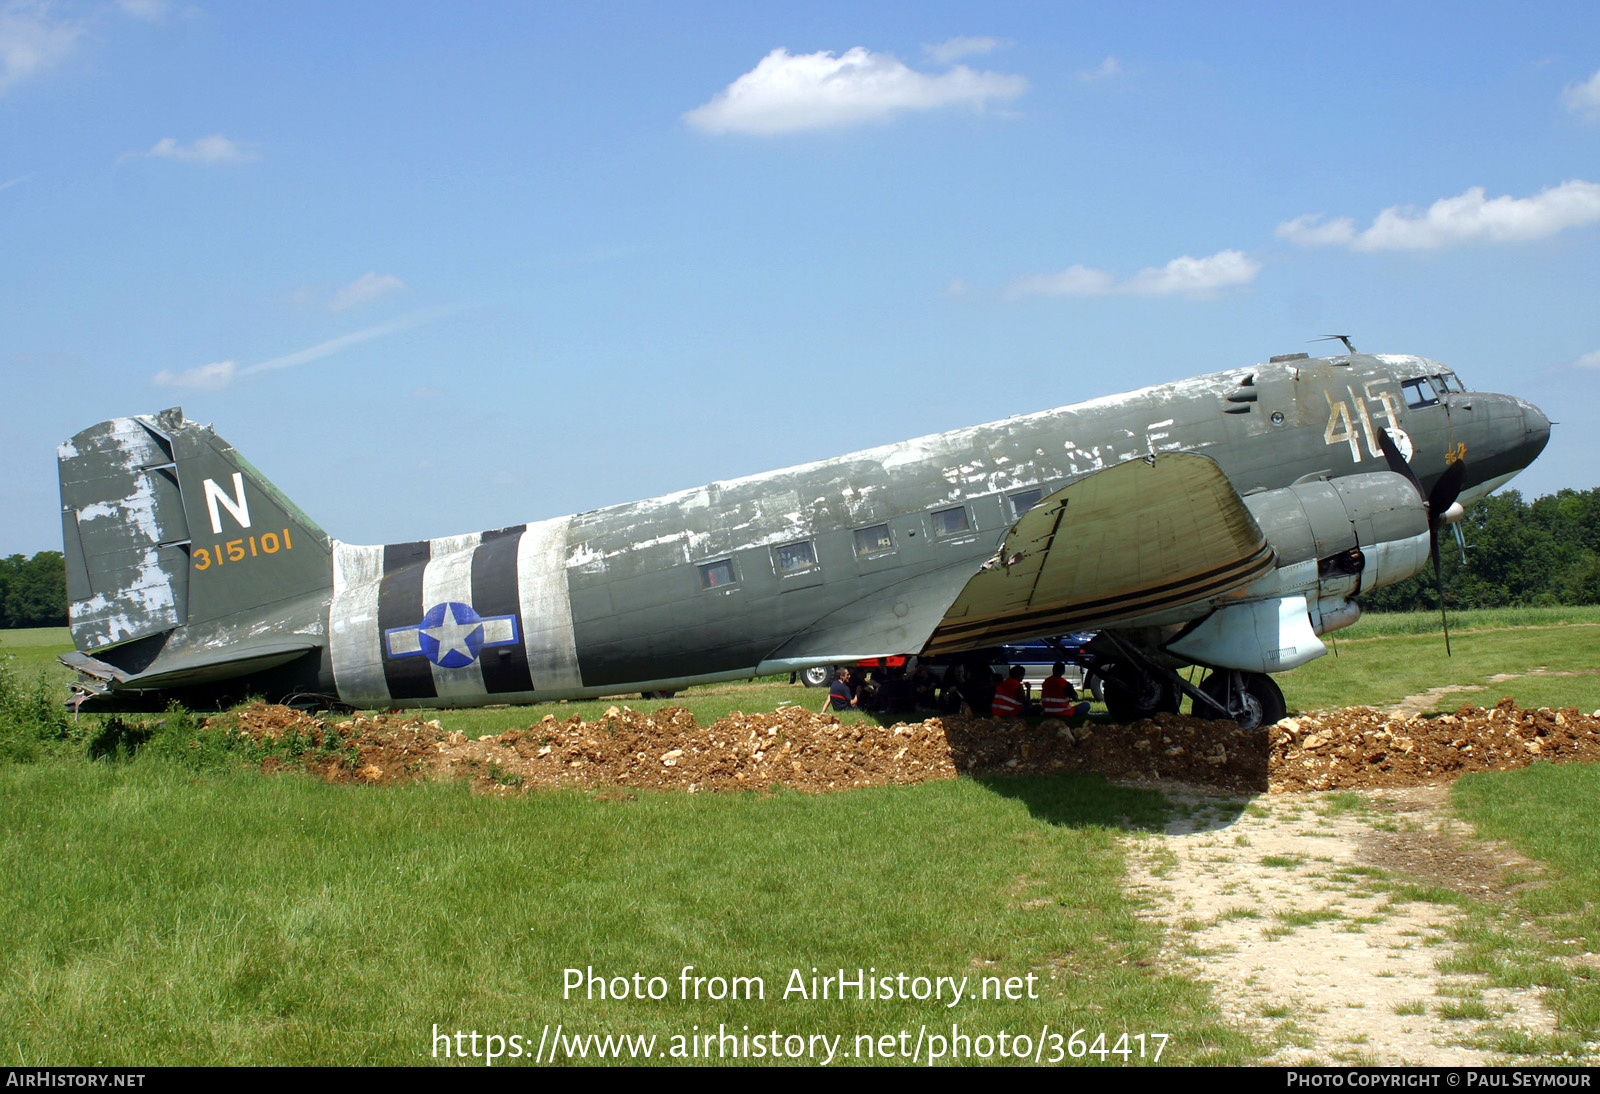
(206, 696), (1600, 795)
(1269, 695), (1600, 792)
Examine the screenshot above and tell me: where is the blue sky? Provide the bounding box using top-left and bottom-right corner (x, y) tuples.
(4, 1), (1598, 555)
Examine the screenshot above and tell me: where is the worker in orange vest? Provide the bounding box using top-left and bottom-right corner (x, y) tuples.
(991, 665), (1029, 717)
(1040, 661), (1090, 718)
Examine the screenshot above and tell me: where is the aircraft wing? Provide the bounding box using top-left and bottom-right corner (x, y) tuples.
(756, 559), (986, 673)
(923, 452), (1275, 656)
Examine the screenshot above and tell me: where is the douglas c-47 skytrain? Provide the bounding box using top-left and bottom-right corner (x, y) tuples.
(58, 347), (1549, 729)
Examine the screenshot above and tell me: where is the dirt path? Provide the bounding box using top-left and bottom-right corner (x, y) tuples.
(1385, 669), (1600, 720)
(1126, 786), (1596, 1066)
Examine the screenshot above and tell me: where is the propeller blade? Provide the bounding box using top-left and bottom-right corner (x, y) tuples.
(1428, 459), (1468, 524)
(1426, 453), (1465, 658)
(1376, 427), (1423, 496)
(1374, 432), (1463, 657)
(1431, 529), (1452, 657)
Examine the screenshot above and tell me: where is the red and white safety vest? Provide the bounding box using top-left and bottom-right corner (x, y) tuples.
(991, 678), (1025, 717)
(1040, 676), (1074, 716)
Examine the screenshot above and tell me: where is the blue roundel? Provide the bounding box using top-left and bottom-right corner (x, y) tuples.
(417, 601), (487, 668)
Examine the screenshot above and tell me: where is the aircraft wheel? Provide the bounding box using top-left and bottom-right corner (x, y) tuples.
(1102, 672), (1180, 724)
(799, 665), (833, 688)
(1196, 671), (1285, 730)
(640, 690), (677, 700)
(1085, 673), (1105, 705)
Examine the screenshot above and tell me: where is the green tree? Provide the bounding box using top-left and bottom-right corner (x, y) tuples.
(0, 552), (68, 628)
(1357, 487), (1600, 612)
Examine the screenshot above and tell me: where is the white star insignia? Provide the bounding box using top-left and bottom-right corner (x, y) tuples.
(422, 603), (481, 663)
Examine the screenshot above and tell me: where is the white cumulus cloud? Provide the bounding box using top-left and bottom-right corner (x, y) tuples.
(1563, 69), (1600, 120)
(1575, 349), (1600, 369)
(1006, 250), (1259, 299)
(129, 133), (260, 164)
(683, 46), (1026, 135)
(328, 272), (406, 312)
(0, 0), (82, 94)
(1276, 180), (1600, 251)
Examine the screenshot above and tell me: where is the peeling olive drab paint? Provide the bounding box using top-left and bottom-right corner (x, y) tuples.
(59, 409), (332, 701)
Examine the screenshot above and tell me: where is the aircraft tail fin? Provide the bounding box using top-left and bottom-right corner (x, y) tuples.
(58, 408), (333, 659)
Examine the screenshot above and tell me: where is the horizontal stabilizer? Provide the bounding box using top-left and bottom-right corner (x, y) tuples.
(61, 641), (319, 695)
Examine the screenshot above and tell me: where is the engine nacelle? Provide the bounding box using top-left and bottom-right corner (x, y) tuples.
(1166, 471), (1430, 672)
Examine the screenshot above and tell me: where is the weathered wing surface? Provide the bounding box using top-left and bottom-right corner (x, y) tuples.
(756, 560), (984, 673)
(923, 453), (1274, 655)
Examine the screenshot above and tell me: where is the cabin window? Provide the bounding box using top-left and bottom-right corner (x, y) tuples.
(1009, 489), (1043, 519)
(698, 559), (737, 589)
(853, 524), (894, 557)
(774, 540), (817, 575)
(1401, 378), (1440, 409)
(931, 506), (971, 538)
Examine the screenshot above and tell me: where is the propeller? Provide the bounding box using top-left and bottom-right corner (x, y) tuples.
(1377, 429), (1466, 655)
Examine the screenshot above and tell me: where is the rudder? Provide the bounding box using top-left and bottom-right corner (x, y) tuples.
(59, 408), (333, 703)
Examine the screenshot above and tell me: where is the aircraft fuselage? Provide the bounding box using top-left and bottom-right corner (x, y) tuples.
(314, 351), (1549, 707)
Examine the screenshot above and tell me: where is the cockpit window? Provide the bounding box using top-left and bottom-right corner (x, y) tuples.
(1434, 371), (1464, 393)
(1401, 377), (1440, 409)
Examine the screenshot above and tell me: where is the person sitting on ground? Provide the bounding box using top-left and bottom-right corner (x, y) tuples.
(939, 663), (969, 714)
(821, 667), (858, 714)
(908, 664), (938, 710)
(966, 663), (998, 716)
(856, 670), (885, 712)
(1040, 661), (1091, 718)
(990, 665), (1030, 717)
(881, 664), (913, 713)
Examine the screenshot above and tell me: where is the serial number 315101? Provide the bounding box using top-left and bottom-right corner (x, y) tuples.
(193, 529), (295, 571)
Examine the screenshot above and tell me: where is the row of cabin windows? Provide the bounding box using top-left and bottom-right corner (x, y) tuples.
(696, 487), (1048, 590)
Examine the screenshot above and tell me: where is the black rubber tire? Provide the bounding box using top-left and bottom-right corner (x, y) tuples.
(1086, 673), (1105, 705)
(640, 690), (677, 700)
(799, 665), (833, 688)
(1196, 671), (1285, 730)
(1101, 673), (1180, 724)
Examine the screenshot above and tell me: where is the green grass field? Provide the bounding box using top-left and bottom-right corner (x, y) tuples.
(5, 609), (1600, 1065)
(1452, 763), (1600, 1041)
(1276, 608), (1600, 715)
(0, 757), (1255, 1065)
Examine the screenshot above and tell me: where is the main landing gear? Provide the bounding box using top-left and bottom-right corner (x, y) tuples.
(1094, 633), (1282, 730)
(1194, 670), (1285, 731)
(1101, 673), (1181, 725)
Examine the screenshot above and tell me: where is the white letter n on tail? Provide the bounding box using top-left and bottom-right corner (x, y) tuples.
(203, 472), (252, 534)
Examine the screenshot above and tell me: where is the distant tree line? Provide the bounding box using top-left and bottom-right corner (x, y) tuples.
(0, 553), (68, 628)
(1362, 488), (1600, 612)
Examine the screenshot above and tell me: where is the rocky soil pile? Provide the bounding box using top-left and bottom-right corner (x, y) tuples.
(211, 695), (1600, 795)
(1269, 696), (1600, 792)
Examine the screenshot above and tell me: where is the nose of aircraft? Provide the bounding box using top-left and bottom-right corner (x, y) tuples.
(1451, 392), (1550, 504)
(1521, 398), (1551, 462)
